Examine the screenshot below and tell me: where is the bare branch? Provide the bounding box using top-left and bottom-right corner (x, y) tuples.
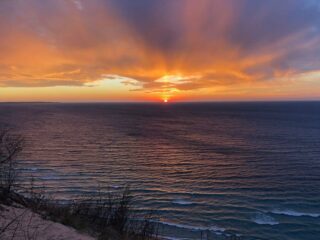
(0, 128), (24, 198)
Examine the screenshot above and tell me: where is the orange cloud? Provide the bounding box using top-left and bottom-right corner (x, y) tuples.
(0, 0), (320, 101)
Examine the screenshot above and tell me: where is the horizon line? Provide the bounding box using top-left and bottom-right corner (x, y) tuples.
(1, 99), (320, 104)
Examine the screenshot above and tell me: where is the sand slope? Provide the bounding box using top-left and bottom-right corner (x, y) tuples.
(0, 204), (95, 240)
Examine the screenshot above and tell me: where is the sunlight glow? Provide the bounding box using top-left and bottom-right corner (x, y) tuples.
(1, 1), (320, 102)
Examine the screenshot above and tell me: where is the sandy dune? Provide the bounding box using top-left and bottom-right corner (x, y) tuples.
(0, 204), (95, 240)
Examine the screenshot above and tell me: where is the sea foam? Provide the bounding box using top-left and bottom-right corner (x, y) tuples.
(155, 221), (225, 233)
(252, 213), (279, 225)
(271, 209), (320, 218)
(172, 199), (194, 205)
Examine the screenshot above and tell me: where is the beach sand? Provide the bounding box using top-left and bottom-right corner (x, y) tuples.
(0, 204), (95, 240)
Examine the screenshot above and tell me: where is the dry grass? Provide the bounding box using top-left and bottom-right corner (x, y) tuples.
(17, 186), (159, 240)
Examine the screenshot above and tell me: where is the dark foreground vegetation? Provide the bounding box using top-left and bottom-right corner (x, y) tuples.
(0, 128), (242, 240)
(1, 187), (157, 240)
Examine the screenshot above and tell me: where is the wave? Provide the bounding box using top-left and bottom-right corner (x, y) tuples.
(252, 213), (279, 225)
(134, 219), (224, 238)
(161, 237), (190, 240)
(172, 199), (194, 205)
(156, 221), (225, 233)
(271, 209), (320, 218)
(40, 175), (60, 180)
(20, 167), (39, 171)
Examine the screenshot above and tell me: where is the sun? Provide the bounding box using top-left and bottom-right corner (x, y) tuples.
(163, 99), (168, 103)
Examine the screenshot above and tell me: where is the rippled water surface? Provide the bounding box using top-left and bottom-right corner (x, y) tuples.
(1, 102), (320, 240)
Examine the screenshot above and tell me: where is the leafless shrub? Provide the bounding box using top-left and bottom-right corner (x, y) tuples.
(81, 187), (158, 240)
(24, 186), (158, 240)
(0, 129), (24, 200)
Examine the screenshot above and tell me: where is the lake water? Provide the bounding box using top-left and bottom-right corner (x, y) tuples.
(0, 102), (320, 240)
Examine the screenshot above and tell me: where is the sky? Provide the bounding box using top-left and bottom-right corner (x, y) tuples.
(0, 0), (320, 102)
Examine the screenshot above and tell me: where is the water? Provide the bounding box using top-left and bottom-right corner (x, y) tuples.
(0, 102), (320, 240)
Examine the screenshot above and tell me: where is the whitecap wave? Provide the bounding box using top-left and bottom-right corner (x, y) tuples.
(271, 209), (320, 218)
(252, 213), (279, 225)
(157, 221), (225, 233)
(161, 237), (190, 240)
(172, 199), (193, 205)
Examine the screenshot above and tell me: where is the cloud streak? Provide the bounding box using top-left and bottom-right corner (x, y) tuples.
(0, 0), (320, 100)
